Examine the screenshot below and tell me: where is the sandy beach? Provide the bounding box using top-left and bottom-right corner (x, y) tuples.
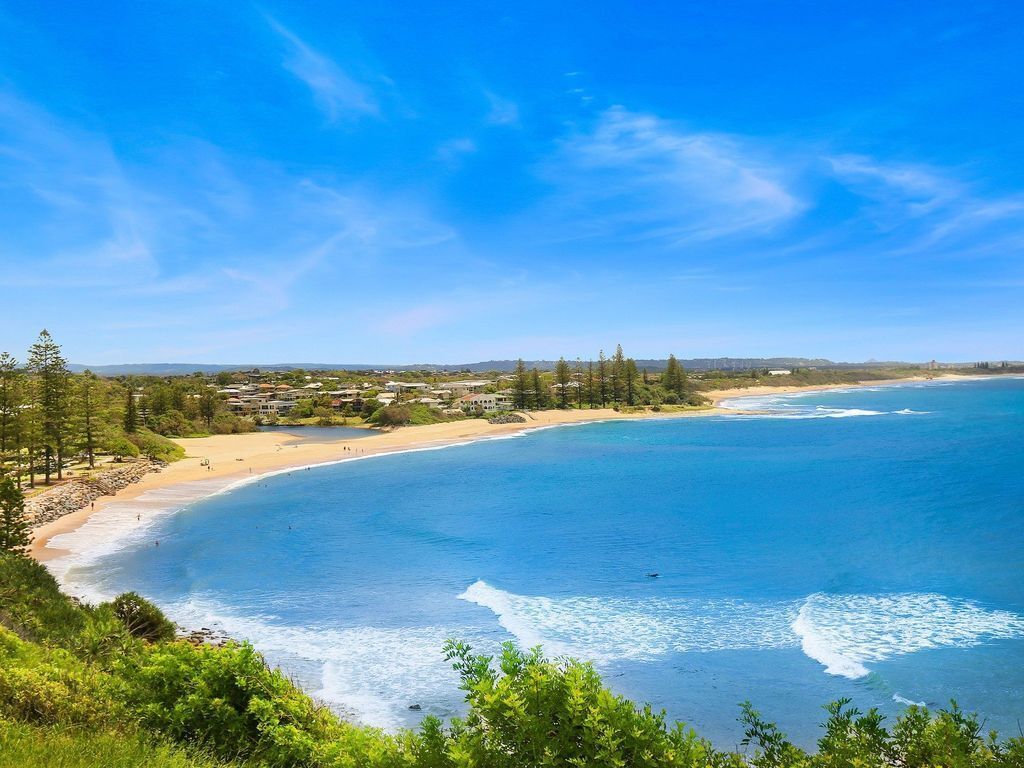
(30, 404), (722, 561)
(30, 374), (967, 562)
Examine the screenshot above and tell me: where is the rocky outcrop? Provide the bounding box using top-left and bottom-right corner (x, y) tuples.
(487, 413), (527, 424)
(26, 460), (163, 527)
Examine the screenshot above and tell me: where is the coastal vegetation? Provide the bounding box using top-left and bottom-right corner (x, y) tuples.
(0, 551), (1021, 767)
(0, 332), (255, 490)
(367, 403), (462, 427)
(2, 330), (998, 487)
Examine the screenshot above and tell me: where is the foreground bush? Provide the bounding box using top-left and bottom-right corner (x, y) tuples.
(369, 404), (456, 427)
(0, 721), (231, 768)
(110, 592), (176, 643)
(1, 551), (1023, 767)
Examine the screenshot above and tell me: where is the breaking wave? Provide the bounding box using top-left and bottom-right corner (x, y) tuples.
(460, 581), (1024, 680)
(164, 596), (494, 731)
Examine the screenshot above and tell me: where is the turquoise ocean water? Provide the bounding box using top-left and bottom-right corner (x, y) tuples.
(53, 377), (1024, 746)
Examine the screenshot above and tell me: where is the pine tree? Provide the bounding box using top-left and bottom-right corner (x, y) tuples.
(597, 351), (608, 407)
(625, 358), (639, 406)
(77, 370), (100, 470)
(199, 389), (216, 429)
(574, 359), (584, 410)
(0, 353), (22, 477)
(513, 359), (529, 410)
(0, 476), (31, 555)
(20, 394), (41, 488)
(663, 354), (682, 395)
(586, 362), (596, 409)
(124, 386), (139, 433)
(611, 345), (625, 404)
(531, 368), (547, 409)
(554, 358), (570, 408)
(27, 330), (71, 483)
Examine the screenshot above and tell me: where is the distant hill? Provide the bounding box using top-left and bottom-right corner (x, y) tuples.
(68, 357), (928, 376)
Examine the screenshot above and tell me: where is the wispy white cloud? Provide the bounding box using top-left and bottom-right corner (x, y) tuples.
(435, 137), (478, 165)
(484, 90), (519, 126)
(0, 91), (161, 286)
(830, 153), (1024, 254)
(266, 16), (379, 121)
(538, 106), (804, 245)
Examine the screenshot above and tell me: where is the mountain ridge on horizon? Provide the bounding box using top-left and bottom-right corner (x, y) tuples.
(66, 357), (946, 376)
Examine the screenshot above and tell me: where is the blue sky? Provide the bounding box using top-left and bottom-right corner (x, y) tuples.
(1, 1), (1022, 364)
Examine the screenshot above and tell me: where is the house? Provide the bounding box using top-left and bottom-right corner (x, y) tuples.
(447, 380), (491, 397)
(458, 392), (515, 413)
(768, 369), (791, 376)
(384, 381), (429, 393)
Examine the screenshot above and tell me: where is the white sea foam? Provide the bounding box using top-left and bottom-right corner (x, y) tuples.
(892, 693), (927, 707)
(165, 595), (489, 731)
(461, 582), (1024, 680)
(48, 478), (236, 602)
(724, 406), (885, 420)
(793, 593), (1024, 679)
(459, 580), (796, 662)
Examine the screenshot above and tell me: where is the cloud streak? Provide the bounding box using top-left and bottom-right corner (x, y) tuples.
(266, 16), (379, 121)
(538, 107), (804, 245)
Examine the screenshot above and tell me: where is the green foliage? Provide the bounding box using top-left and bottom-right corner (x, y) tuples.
(128, 429), (185, 462)
(117, 640), (342, 765)
(1, 555), (1023, 768)
(369, 404), (454, 427)
(0, 626), (117, 726)
(738, 698), (1024, 768)
(110, 592), (176, 643)
(0, 721), (234, 768)
(0, 554), (86, 646)
(440, 640), (726, 768)
(0, 477), (31, 555)
(101, 433), (141, 460)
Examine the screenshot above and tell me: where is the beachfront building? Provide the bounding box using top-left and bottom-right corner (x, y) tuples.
(768, 369), (792, 376)
(457, 393), (499, 413)
(458, 390), (516, 413)
(447, 380), (491, 397)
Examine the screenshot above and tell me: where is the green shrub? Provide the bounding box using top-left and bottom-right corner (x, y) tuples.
(153, 410), (194, 438)
(369, 404), (454, 427)
(110, 593), (176, 643)
(72, 604), (136, 666)
(440, 640), (725, 768)
(118, 640), (341, 766)
(129, 429), (185, 462)
(0, 721), (235, 768)
(102, 434), (141, 460)
(0, 554), (86, 646)
(0, 627), (116, 726)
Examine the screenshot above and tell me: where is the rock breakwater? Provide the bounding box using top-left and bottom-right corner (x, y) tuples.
(26, 460), (163, 527)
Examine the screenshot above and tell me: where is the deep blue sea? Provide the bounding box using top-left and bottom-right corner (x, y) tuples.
(57, 377), (1024, 746)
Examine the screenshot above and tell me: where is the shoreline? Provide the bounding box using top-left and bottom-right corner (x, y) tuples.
(30, 373), (971, 566)
(30, 404), (722, 564)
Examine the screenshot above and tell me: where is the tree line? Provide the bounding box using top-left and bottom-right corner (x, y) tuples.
(512, 345), (702, 410)
(0, 331), (250, 490)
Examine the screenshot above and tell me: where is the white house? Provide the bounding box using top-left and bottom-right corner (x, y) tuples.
(447, 380), (491, 397)
(384, 381), (429, 393)
(768, 369), (791, 376)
